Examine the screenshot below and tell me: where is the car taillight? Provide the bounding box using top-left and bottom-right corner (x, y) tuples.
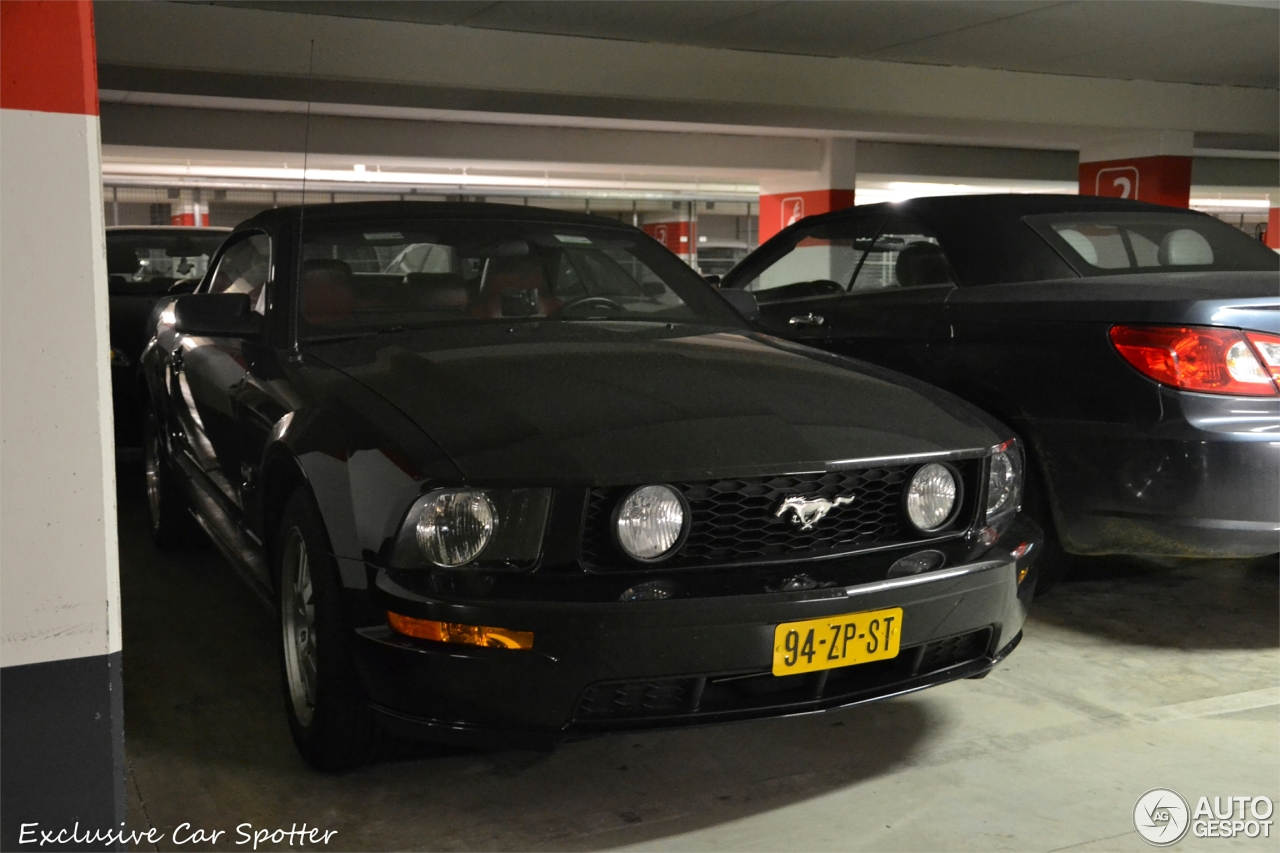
(1109, 325), (1278, 397)
(1244, 331), (1280, 385)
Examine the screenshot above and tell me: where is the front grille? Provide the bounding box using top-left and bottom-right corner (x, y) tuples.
(573, 628), (993, 727)
(577, 680), (693, 720)
(914, 630), (988, 672)
(581, 464), (974, 570)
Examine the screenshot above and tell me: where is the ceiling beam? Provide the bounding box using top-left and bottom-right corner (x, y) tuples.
(94, 1), (1278, 153)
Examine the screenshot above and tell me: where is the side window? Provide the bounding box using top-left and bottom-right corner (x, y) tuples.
(741, 216), (884, 303)
(207, 233), (272, 313)
(849, 214), (954, 294)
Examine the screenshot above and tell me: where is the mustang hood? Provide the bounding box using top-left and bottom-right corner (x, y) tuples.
(309, 323), (1000, 484)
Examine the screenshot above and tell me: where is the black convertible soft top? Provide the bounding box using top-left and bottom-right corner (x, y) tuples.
(845, 194), (1224, 286)
(238, 200), (625, 233)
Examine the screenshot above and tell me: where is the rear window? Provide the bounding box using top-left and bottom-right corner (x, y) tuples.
(1026, 212), (1279, 276)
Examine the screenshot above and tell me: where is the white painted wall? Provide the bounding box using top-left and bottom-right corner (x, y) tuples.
(1, 108), (120, 667)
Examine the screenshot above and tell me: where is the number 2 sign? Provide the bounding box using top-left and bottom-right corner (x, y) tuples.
(1079, 155), (1191, 208)
(1095, 166), (1140, 199)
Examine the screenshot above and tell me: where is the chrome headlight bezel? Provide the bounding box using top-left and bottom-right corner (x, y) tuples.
(985, 439), (1024, 525)
(612, 484), (689, 563)
(903, 462), (963, 534)
(392, 487), (551, 570)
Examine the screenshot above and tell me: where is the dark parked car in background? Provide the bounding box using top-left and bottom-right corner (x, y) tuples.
(107, 226), (229, 445)
(721, 195), (1280, 591)
(141, 201), (1039, 769)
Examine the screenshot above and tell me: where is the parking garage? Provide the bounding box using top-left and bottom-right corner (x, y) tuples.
(2, 2), (1278, 851)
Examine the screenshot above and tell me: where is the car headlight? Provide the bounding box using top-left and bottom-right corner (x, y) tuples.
(615, 485), (687, 562)
(395, 488), (551, 569)
(905, 463), (960, 533)
(985, 439), (1023, 522)
(416, 491), (495, 566)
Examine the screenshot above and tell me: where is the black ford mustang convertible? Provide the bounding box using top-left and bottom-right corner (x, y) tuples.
(142, 202), (1038, 769)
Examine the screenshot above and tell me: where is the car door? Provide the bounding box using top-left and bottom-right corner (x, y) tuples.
(170, 231), (271, 507)
(729, 212), (887, 344)
(822, 211), (957, 384)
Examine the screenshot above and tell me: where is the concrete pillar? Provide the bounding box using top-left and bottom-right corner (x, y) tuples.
(642, 209), (697, 266)
(1078, 131), (1193, 208)
(169, 190), (207, 226)
(1, 2), (125, 849)
(758, 139), (856, 242)
(1267, 191), (1280, 250)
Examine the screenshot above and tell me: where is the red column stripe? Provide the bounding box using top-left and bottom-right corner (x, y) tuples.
(1, 0), (99, 116)
(758, 189), (855, 242)
(1078, 155), (1192, 209)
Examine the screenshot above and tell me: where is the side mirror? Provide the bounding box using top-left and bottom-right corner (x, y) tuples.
(719, 288), (760, 322)
(172, 293), (263, 338)
(703, 274), (722, 288)
(640, 280), (666, 298)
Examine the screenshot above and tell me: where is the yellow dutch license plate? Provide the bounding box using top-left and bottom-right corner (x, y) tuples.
(772, 607), (903, 676)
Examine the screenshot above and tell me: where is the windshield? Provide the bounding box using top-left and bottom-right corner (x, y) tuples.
(1025, 212), (1279, 276)
(107, 230), (227, 294)
(297, 219), (741, 338)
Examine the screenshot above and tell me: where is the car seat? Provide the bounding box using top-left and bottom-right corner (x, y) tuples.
(894, 242), (953, 288)
(1158, 229), (1214, 266)
(473, 256), (554, 318)
(403, 272), (472, 312)
(301, 258), (355, 325)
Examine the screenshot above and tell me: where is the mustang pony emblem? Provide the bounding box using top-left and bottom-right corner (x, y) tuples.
(775, 495), (855, 530)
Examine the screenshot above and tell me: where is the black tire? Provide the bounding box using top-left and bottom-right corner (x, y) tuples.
(1022, 462), (1073, 596)
(144, 409), (203, 550)
(274, 487), (381, 771)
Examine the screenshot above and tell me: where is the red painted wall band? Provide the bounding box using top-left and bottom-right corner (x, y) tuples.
(758, 189), (855, 243)
(1078, 155), (1191, 209)
(642, 221), (695, 255)
(1, 0), (99, 116)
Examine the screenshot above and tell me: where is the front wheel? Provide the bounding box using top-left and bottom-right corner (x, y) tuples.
(1022, 463), (1073, 596)
(275, 487), (381, 771)
(144, 410), (202, 550)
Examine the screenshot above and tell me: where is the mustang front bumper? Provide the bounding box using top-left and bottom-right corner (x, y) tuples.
(351, 528), (1038, 747)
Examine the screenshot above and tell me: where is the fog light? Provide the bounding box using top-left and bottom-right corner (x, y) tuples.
(905, 463), (959, 533)
(615, 485), (686, 562)
(619, 579), (677, 601)
(387, 612), (533, 649)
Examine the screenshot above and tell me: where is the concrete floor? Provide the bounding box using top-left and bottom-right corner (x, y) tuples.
(116, 459), (1279, 852)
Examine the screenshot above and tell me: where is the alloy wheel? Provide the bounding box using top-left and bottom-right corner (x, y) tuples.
(281, 528), (318, 727)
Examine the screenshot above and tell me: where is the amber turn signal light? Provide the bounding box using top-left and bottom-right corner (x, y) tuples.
(387, 612), (534, 650)
(1010, 541), (1033, 585)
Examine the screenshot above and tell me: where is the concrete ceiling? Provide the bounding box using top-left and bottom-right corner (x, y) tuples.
(218, 0), (1280, 89)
